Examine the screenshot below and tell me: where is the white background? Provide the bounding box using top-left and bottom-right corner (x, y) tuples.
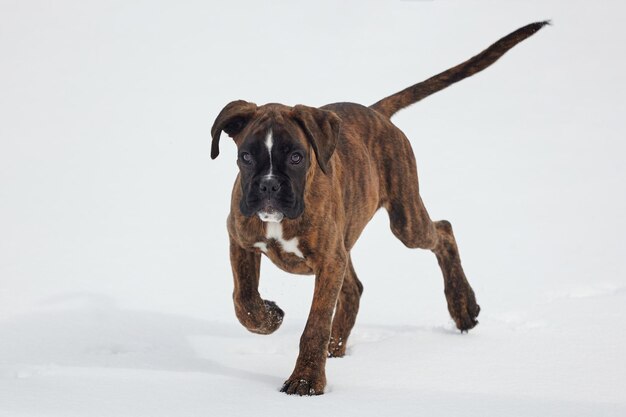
(1, 1), (625, 416)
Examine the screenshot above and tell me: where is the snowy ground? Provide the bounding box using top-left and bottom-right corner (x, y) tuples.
(1, 1), (625, 416)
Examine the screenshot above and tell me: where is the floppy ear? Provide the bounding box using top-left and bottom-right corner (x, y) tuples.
(210, 100), (258, 159)
(291, 105), (341, 175)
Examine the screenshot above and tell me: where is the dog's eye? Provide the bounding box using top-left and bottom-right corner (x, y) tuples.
(240, 152), (253, 164)
(290, 152), (303, 165)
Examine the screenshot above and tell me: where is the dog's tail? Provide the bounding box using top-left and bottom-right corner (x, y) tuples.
(370, 21), (550, 119)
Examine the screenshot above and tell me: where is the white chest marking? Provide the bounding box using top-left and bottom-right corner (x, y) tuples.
(263, 222), (304, 258)
(265, 129), (274, 177)
(253, 242), (268, 253)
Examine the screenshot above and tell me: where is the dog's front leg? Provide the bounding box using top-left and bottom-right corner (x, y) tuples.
(281, 252), (347, 396)
(230, 238), (284, 335)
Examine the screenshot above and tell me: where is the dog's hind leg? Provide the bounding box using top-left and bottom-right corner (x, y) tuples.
(383, 143), (480, 331)
(389, 198), (480, 331)
(328, 257), (363, 358)
(430, 220), (480, 331)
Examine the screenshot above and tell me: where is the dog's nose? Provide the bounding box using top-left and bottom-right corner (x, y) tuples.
(259, 176), (282, 195)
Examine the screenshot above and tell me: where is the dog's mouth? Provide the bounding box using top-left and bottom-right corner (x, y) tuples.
(257, 204), (285, 223)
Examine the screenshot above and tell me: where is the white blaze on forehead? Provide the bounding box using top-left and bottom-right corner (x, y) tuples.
(265, 222), (304, 258)
(265, 128), (273, 151)
(265, 129), (274, 176)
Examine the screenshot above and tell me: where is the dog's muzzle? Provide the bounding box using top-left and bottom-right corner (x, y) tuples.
(258, 206), (284, 223)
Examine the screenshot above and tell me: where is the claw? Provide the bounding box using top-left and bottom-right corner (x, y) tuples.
(280, 378), (323, 396)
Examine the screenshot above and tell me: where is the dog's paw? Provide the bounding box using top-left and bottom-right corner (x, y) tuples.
(446, 286), (480, 332)
(327, 336), (346, 358)
(254, 300), (284, 335)
(455, 302), (480, 332)
(237, 299), (284, 335)
(280, 376), (325, 396)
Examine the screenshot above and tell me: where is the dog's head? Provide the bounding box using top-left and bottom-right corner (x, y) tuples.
(211, 101), (340, 223)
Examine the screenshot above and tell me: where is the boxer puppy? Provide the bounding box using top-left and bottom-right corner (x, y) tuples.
(211, 21), (548, 395)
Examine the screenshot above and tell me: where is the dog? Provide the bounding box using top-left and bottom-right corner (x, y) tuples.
(210, 21), (548, 395)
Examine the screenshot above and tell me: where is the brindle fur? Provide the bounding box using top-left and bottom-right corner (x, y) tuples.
(211, 22), (548, 395)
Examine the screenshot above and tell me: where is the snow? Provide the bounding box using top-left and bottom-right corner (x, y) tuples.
(1, 1), (625, 416)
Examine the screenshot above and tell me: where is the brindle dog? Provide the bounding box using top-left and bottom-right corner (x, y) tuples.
(211, 22), (548, 395)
